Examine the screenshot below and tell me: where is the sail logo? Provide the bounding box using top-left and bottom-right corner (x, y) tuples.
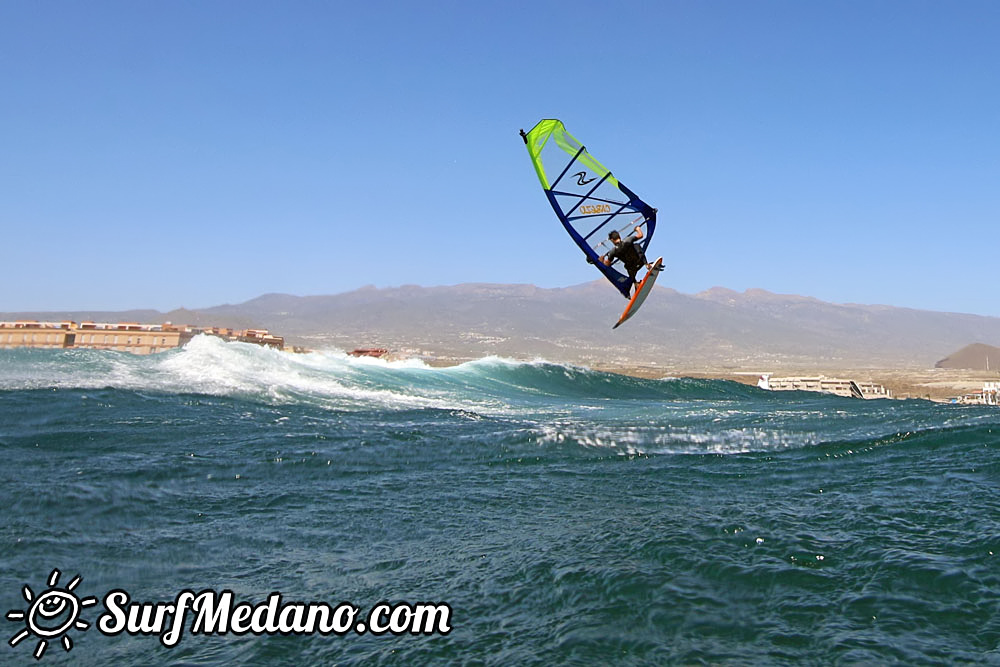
(579, 204), (612, 215)
(573, 171), (595, 186)
(6, 569), (98, 660)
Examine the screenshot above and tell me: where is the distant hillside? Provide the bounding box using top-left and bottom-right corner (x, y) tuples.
(935, 343), (1000, 371)
(7, 282), (998, 370)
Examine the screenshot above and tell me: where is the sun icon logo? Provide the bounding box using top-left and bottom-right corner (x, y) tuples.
(6, 569), (98, 660)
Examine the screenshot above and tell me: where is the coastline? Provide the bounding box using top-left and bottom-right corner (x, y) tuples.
(414, 354), (998, 402)
(609, 366), (1000, 402)
(2, 330), (994, 402)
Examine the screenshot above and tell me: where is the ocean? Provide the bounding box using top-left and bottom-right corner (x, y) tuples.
(1, 335), (998, 665)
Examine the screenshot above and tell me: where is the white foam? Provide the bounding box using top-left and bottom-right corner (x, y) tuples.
(535, 420), (820, 456)
(315, 348), (433, 370)
(151, 336), (499, 412)
(0, 336), (503, 413)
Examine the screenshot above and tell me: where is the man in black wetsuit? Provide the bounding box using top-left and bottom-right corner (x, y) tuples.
(601, 226), (653, 295)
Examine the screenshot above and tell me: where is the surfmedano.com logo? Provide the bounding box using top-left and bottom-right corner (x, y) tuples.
(7, 569), (452, 660)
(6, 569), (98, 660)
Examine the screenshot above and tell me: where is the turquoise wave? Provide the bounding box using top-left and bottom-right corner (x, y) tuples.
(0, 335), (845, 404)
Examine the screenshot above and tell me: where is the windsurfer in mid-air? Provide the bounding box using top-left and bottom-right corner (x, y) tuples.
(601, 226), (655, 295)
(520, 119), (663, 326)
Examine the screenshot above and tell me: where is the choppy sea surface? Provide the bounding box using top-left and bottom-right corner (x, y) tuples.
(1, 336), (998, 665)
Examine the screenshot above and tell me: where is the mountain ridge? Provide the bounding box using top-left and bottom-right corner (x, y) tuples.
(4, 283), (1000, 369)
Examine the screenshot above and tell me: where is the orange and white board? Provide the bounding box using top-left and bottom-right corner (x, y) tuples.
(613, 257), (663, 329)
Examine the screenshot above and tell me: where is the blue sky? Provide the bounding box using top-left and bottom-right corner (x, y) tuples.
(2, 1), (998, 316)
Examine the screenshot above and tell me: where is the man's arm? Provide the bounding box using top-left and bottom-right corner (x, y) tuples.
(622, 226), (644, 245)
(601, 246), (616, 266)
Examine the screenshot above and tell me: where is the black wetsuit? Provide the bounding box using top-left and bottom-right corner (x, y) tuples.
(606, 233), (648, 286)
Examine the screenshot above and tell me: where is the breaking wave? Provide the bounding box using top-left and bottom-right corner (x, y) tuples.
(1, 335), (997, 457)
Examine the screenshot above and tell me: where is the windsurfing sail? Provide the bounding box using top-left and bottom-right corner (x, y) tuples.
(521, 119), (657, 299)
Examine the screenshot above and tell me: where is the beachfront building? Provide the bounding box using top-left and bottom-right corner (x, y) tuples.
(72, 321), (195, 354)
(0, 321), (284, 354)
(0, 321), (77, 350)
(757, 374), (893, 399)
(956, 382), (1000, 405)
